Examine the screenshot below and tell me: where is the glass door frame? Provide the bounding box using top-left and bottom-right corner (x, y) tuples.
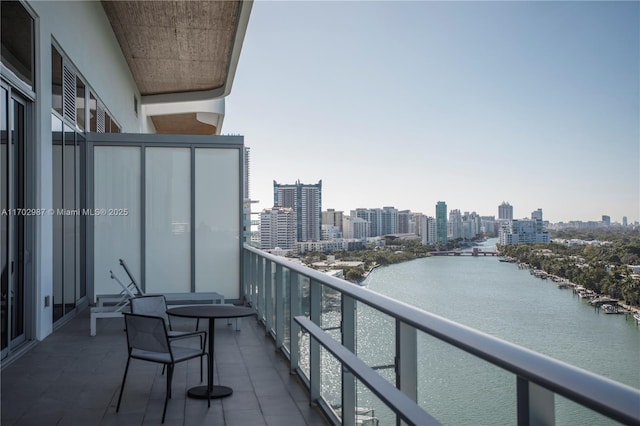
(1, 79), (35, 360)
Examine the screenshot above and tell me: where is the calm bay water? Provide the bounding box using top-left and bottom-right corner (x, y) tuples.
(355, 239), (640, 425)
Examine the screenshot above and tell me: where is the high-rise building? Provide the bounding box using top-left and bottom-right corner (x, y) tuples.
(397, 210), (412, 234)
(499, 219), (549, 245)
(602, 215), (611, 226)
(462, 211), (480, 240)
(420, 216), (437, 246)
(243, 147), (258, 245)
(352, 208), (382, 237)
(480, 216), (497, 236)
(498, 202), (513, 220)
(436, 201), (448, 245)
(413, 212), (425, 237)
(623, 216), (628, 227)
(322, 209), (344, 234)
(448, 209), (463, 240)
(531, 209), (543, 221)
(381, 206), (399, 235)
(274, 180), (322, 242)
(321, 224), (341, 240)
(260, 207), (297, 250)
(342, 216), (369, 240)
(243, 147), (251, 200)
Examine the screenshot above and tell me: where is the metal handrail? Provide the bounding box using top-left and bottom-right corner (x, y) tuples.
(295, 316), (441, 426)
(244, 245), (640, 425)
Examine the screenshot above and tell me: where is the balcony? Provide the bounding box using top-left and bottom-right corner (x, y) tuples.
(2, 244), (639, 425)
(0, 307), (328, 426)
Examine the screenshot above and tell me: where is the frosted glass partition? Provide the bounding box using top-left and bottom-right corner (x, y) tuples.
(93, 146), (141, 300)
(195, 148), (240, 299)
(145, 148), (190, 293)
(89, 134), (243, 300)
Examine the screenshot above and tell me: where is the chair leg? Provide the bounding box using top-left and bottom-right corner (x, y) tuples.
(205, 353), (210, 408)
(162, 364), (173, 424)
(199, 335), (204, 381)
(116, 357), (131, 412)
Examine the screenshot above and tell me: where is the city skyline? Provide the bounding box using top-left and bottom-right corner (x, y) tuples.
(224, 1), (639, 224)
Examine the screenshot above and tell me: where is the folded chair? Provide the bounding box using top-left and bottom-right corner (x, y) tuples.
(130, 295), (206, 377)
(116, 313), (209, 423)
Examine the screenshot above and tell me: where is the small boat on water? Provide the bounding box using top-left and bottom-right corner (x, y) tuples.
(633, 313), (640, 324)
(590, 296), (618, 306)
(578, 291), (594, 299)
(601, 304), (617, 314)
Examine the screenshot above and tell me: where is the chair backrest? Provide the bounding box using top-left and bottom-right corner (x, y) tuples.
(119, 258), (143, 296)
(130, 295), (170, 325)
(124, 313), (170, 354)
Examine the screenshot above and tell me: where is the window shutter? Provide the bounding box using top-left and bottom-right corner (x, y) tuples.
(97, 104), (105, 133)
(62, 62), (76, 123)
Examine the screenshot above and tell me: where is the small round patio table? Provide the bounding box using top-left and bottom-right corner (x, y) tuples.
(167, 305), (255, 399)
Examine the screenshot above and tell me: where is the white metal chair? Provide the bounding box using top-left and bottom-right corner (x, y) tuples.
(116, 313), (209, 423)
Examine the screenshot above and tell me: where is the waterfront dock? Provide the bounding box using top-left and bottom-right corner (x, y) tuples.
(508, 260), (640, 324)
(431, 248), (500, 256)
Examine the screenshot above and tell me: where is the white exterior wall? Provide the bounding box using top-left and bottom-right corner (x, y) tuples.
(448, 209), (463, 240)
(27, 0), (142, 340)
(421, 216), (437, 246)
(343, 216), (368, 240)
(321, 224), (340, 240)
(260, 207), (296, 250)
(499, 219), (550, 245)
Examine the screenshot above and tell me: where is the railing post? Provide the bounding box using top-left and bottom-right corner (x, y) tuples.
(242, 249), (249, 301)
(517, 377), (555, 426)
(275, 263), (284, 349)
(342, 294), (357, 426)
(397, 320), (418, 426)
(265, 260), (273, 333)
(309, 279), (322, 404)
(249, 251), (257, 307)
(256, 254), (264, 320)
(289, 270), (301, 374)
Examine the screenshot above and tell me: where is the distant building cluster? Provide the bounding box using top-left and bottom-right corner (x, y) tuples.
(552, 239), (613, 247)
(255, 180), (633, 254)
(547, 215), (634, 231)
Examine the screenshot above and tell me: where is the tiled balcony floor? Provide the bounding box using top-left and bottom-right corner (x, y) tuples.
(1, 307), (329, 426)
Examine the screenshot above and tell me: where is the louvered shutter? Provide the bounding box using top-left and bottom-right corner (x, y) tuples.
(96, 104), (105, 133)
(62, 62), (76, 123)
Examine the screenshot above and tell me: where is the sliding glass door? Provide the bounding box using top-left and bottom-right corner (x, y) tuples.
(1, 83), (30, 358)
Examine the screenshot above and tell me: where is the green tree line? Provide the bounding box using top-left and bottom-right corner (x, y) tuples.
(303, 238), (431, 283)
(498, 229), (640, 307)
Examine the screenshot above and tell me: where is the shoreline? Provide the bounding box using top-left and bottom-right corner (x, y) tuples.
(510, 259), (640, 319)
(348, 250), (640, 324)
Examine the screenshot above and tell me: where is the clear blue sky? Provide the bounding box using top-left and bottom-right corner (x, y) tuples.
(223, 1), (639, 224)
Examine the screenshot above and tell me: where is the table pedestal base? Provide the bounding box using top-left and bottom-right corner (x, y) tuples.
(187, 385), (233, 399)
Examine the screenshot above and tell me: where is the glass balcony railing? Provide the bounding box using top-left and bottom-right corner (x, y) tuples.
(243, 244), (640, 426)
